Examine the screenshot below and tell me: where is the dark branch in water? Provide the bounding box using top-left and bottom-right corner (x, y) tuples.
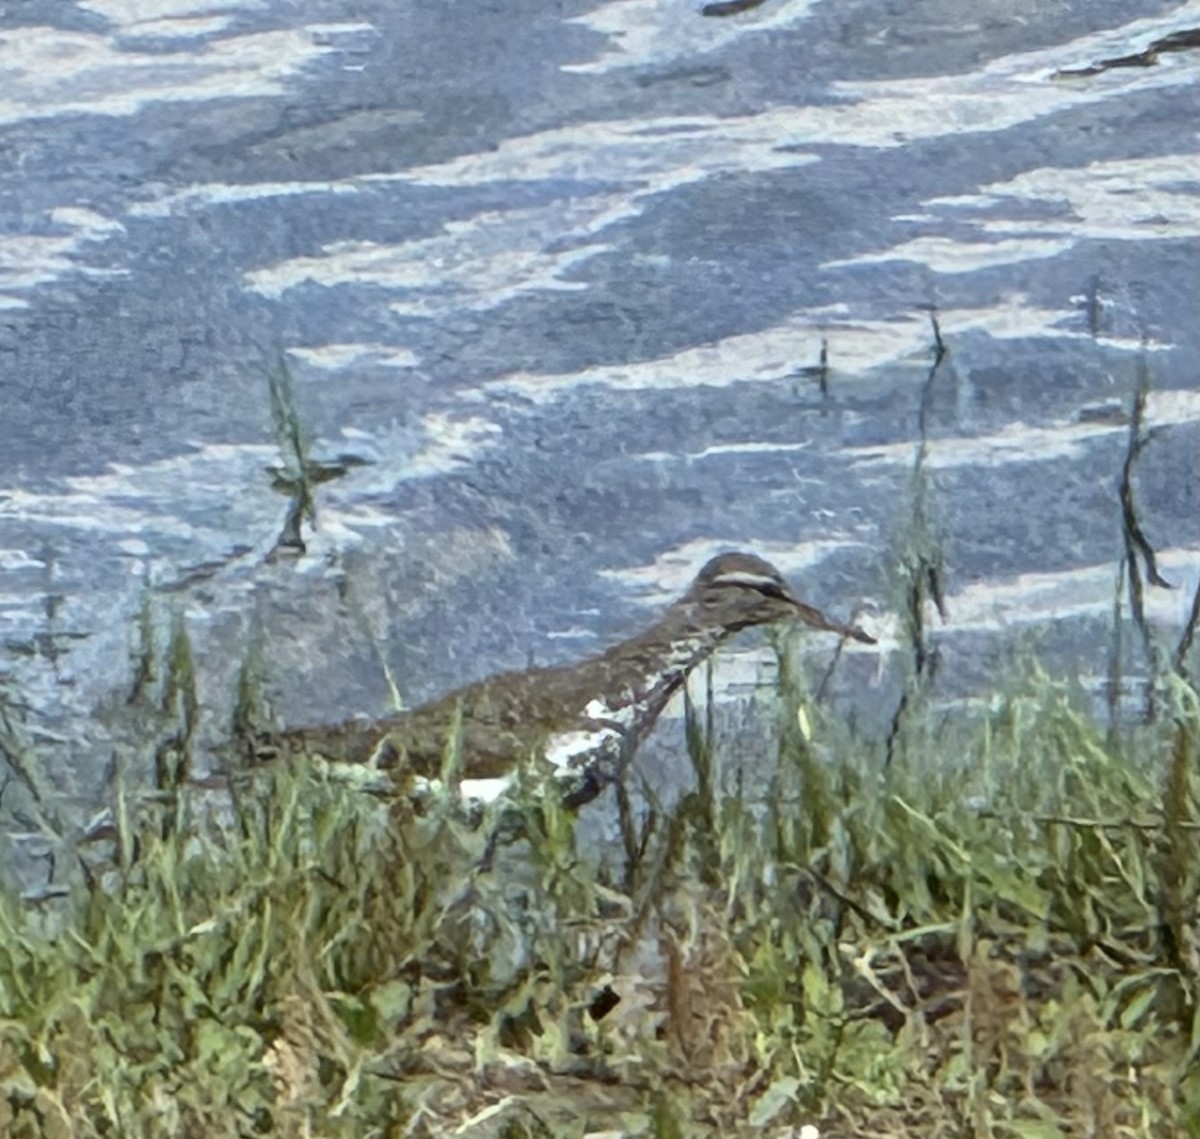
(916, 307), (948, 439)
(1106, 556), (1125, 744)
(700, 0), (767, 16)
(1173, 576), (1200, 678)
(1053, 26), (1200, 78)
(1119, 363), (1172, 592)
(272, 495), (308, 558)
(792, 336), (830, 401)
(929, 308), (946, 365)
(1118, 356), (1174, 721)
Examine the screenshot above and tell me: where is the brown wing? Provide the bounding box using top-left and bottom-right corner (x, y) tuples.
(390, 666), (591, 779)
(266, 665), (577, 781)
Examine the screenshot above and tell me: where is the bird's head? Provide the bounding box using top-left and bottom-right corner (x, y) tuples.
(685, 552), (874, 642)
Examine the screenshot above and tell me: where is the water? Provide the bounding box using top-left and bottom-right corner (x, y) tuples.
(0, 0), (1196, 844)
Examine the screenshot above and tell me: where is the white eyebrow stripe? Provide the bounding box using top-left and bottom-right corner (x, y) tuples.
(710, 571), (784, 589)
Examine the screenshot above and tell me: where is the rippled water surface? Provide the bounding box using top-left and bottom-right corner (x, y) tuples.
(1, 0), (1197, 830)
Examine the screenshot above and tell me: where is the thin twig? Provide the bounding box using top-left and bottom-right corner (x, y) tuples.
(1173, 574), (1200, 676)
(929, 308), (947, 364)
(1119, 365), (1172, 591)
(814, 631), (850, 704)
(1118, 356), (1174, 721)
(1106, 556), (1125, 744)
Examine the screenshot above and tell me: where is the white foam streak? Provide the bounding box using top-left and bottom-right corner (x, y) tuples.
(833, 154), (1200, 273)
(0, 443), (278, 536)
(401, 6), (1199, 193)
(0, 23), (340, 126)
(826, 237), (1077, 274)
(406, 415), (503, 477)
(78, 0), (256, 24)
(846, 389), (1200, 471)
(0, 208), (127, 306)
(564, 0), (824, 74)
(131, 180), (361, 217)
(0, 412), (501, 597)
(244, 201), (629, 312)
(287, 343), (419, 370)
(944, 549), (1199, 633)
(486, 295), (1092, 402)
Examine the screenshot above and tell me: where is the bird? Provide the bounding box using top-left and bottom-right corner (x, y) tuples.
(253, 551), (874, 809)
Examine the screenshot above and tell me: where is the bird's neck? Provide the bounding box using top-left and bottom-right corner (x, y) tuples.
(627, 598), (734, 667)
(582, 599), (736, 723)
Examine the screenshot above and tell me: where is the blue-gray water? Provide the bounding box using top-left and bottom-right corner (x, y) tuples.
(1, 1), (1197, 847)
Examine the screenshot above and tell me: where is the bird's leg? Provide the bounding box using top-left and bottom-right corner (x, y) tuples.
(555, 715), (631, 809)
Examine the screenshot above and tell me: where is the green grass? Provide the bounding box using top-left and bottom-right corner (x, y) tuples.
(0, 654), (1197, 1138)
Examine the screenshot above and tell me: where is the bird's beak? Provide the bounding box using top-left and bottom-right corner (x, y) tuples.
(786, 591), (875, 644)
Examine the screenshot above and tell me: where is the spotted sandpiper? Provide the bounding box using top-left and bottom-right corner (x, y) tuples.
(257, 552), (873, 808)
